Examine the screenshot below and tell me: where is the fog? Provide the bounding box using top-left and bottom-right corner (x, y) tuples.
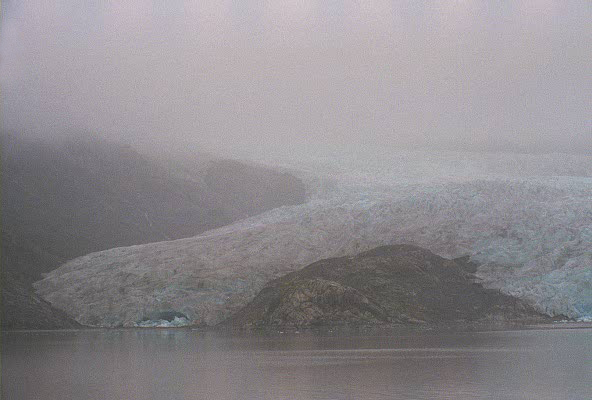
(1, 0), (590, 157)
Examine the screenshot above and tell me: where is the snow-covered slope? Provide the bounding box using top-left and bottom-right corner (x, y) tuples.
(34, 150), (592, 326)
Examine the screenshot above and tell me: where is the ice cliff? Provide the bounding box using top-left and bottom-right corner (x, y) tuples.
(34, 150), (592, 326)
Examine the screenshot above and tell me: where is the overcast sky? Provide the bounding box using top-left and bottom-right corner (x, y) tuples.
(1, 1), (590, 156)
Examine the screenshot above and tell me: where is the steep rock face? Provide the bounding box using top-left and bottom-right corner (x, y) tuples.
(226, 245), (548, 328)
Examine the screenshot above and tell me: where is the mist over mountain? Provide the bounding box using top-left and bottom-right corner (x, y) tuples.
(1, 134), (306, 329)
(2, 1), (590, 156)
(1, 134), (306, 280)
(2, 1), (590, 330)
(1, 6), (590, 400)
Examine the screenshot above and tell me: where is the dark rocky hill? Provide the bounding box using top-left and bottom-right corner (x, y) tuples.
(226, 245), (549, 328)
(1, 134), (306, 329)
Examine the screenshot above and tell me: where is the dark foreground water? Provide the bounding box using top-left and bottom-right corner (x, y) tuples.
(2, 325), (591, 400)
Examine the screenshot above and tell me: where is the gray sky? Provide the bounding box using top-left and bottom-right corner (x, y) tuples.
(1, 0), (590, 156)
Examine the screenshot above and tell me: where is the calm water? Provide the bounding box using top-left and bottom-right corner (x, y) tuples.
(2, 326), (591, 400)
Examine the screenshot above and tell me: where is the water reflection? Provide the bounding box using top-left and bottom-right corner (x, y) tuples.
(2, 327), (591, 399)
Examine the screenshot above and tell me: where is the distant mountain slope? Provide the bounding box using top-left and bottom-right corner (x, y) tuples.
(226, 245), (550, 328)
(1, 134), (306, 281)
(1, 134), (306, 329)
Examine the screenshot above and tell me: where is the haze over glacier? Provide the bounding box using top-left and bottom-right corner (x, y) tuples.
(35, 149), (592, 326)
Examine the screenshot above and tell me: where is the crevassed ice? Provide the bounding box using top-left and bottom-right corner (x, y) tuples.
(135, 317), (191, 328)
(34, 150), (592, 327)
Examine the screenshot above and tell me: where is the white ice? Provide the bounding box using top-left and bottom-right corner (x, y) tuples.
(34, 150), (592, 326)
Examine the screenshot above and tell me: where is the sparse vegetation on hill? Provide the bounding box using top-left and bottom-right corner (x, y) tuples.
(227, 245), (550, 329)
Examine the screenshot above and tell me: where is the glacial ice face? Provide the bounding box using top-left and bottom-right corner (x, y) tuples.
(135, 317), (191, 328)
(34, 150), (592, 326)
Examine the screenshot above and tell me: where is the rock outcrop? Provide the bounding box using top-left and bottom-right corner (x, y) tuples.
(226, 245), (549, 328)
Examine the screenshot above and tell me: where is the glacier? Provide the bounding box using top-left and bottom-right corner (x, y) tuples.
(135, 316), (192, 328)
(34, 150), (592, 327)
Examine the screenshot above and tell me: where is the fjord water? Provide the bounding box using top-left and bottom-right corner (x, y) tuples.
(3, 327), (590, 400)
